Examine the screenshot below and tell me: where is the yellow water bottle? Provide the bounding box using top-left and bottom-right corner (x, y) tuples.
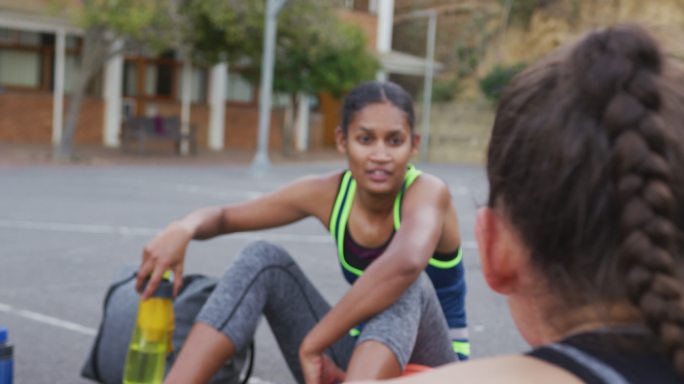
(123, 272), (175, 384)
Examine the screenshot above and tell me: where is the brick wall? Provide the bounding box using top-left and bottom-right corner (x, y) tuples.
(225, 105), (284, 150)
(0, 91), (103, 145)
(0, 91), (285, 150)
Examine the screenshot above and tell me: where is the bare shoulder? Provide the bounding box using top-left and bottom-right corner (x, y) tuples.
(404, 172), (451, 206)
(288, 171), (343, 222)
(349, 355), (582, 384)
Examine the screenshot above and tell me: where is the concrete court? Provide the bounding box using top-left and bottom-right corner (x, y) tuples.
(0, 159), (526, 383)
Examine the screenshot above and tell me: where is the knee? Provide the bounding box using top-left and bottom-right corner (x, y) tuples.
(234, 240), (294, 268)
(407, 273), (433, 295)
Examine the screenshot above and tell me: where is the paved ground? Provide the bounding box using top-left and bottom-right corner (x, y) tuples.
(0, 144), (526, 383)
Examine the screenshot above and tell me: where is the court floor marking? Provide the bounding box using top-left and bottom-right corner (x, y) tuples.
(0, 301), (96, 336)
(0, 219), (478, 249)
(0, 301), (275, 384)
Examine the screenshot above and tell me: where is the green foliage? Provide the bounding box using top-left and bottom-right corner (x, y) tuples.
(454, 43), (481, 78)
(73, 0), (177, 53)
(479, 63), (526, 102)
(239, 0), (379, 98)
(183, 0), (378, 97)
(182, 0), (263, 65)
(503, 0), (551, 26)
(272, 22), (378, 97)
(430, 77), (460, 103)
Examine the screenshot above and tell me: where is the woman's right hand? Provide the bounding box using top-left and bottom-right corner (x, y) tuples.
(136, 221), (193, 299)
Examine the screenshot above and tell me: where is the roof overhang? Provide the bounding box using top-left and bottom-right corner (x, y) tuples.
(0, 8), (81, 34)
(378, 50), (443, 76)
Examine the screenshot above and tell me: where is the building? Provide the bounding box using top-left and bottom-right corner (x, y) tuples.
(0, 0), (436, 154)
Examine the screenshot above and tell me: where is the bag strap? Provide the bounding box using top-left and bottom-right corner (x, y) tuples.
(91, 271), (138, 381)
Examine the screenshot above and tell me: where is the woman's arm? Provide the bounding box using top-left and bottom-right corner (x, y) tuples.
(137, 174), (337, 298)
(300, 174), (454, 379)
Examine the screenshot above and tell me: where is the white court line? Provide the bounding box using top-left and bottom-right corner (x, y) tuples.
(0, 219), (330, 243)
(0, 301), (96, 336)
(98, 177), (265, 200)
(0, 302), (276, 383)
(0, 219), (479, 249)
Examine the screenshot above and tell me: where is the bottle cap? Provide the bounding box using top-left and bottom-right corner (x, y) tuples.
(154, 279), (173, 299)
(141, 273), (174, 299)
(0, 327), (11, 359)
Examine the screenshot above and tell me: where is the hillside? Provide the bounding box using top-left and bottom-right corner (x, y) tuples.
(393, 0), (684, 163)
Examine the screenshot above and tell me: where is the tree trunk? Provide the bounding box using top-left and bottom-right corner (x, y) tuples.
(280, 93), (298, 157)
(54, 29), (109, 160)
(54, 76), (88, 160)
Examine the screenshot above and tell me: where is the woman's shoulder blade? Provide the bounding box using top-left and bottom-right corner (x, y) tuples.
(383, 355), (582, 384)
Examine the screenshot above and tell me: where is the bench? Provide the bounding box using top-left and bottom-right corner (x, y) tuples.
(120, 116), (197, 155)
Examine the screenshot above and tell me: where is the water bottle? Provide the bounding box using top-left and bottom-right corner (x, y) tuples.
(123, 273), (175, 384)
(0, 327), (13, 384)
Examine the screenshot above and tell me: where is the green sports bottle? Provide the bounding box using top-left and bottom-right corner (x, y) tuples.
(123, 273), (175, 384)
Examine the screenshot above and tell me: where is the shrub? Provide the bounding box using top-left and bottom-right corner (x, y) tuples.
(479, 63), (526, 102)
(430, 77), (460, 103)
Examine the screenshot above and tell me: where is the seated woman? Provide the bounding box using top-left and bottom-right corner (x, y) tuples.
(361, 24), (684, 383)
(136, 81), (469, 383)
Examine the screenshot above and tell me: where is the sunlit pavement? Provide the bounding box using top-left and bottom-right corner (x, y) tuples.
(0, 154), (525, 383)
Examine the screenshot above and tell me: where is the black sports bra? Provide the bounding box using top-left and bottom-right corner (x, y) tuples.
(526, 327), (681, 383)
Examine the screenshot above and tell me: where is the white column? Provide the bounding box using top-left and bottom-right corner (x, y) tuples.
(52, 29), (66, 145)
(420, 11), (436, 162)
(375, 0), (394, 82)
(180, 60), (192, 155)
(294, 92), (310, 152)
(103, 39), (124, 147)
(208, 62), (227, 151)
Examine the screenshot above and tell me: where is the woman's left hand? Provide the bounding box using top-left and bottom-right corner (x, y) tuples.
(300, 346), (346, 384)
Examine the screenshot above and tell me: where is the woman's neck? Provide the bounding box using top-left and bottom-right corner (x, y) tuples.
(517, 294), (643, 345)
(553, 303), (643, 339)
(354, 187), (397, 217)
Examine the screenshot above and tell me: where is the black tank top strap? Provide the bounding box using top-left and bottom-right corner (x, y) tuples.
(526, 327), (681, 384)
(527, 343), (628, 384)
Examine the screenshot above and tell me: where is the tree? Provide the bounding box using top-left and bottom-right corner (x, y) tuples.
(57, 0), (377, 158)
(180, 0), (263, 67)
(54, 0), (177, 160)
(245, 1), (379, 154)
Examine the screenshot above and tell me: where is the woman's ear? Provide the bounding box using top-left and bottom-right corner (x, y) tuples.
(410, 133), (421, 157)
(476, 207), (527, 295)
(335, 127), (347, 154)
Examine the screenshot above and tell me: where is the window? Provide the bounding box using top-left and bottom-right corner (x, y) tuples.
(176, 66), (207, 103)
(272, 92), (290, 108)
(0, 50), (41, 87)
(64, 54), (80, 93)
(146, 62), (175, 98)
(123, 61), (138, 96)
(0, 28), (84, 93)
(225, 72), (254, 103)
(0, 29), (42, 88)
(123, 56), (208, 103)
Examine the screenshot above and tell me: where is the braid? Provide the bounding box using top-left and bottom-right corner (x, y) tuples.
(572, 25), (684, 374)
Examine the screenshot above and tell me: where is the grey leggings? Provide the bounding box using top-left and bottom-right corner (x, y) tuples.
(196, 241), (455, 382)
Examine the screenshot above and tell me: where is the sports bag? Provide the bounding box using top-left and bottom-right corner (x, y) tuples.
(81, 265), (253, 383)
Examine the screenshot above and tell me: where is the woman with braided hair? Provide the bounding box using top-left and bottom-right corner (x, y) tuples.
(357, 24), (684, 383)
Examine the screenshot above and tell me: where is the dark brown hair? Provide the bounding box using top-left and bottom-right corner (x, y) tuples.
(340, 81), (415, 135)
(487, 24), (684, 373)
